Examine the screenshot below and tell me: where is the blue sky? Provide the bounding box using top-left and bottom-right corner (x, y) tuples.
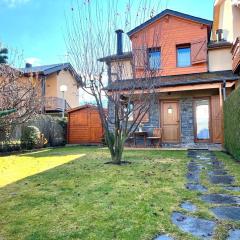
(0, 0), (215, 67)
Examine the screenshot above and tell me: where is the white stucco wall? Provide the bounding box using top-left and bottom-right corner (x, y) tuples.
(208, 48), (233, 72)
(214, 0), (240, 42)
(111, 60), (133, 81)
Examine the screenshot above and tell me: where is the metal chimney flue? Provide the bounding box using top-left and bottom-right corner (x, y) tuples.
(115, 29), (124, 55)
(25, 63), (32, 68)
(216, 29), (223, 42)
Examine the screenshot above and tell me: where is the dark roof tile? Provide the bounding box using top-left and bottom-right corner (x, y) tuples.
(107, 71), (239, 91)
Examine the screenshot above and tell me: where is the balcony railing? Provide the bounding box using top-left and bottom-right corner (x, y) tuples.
(232, 37), (240, 73)
(44, 97), (71, 112)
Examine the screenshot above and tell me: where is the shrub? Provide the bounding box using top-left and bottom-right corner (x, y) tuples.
(224, 86), (240, 161)
(27, 115), (67, 147)
(21, 126), (43, 150)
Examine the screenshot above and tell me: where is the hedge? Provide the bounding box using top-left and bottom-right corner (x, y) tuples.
(224, 86), (240, 160)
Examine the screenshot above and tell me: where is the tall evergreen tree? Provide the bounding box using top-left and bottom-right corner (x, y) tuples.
(0, 47), (8, 64)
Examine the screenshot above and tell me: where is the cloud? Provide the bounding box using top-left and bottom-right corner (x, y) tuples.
(3, 0), (31, 8)
(25, 57), (42, 66)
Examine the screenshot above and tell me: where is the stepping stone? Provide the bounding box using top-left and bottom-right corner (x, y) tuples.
(172, 212), (216, 239)
(186, 172), (200, 183)
(197, 156), (211, 161)
(186, 183), (208, 192)
(211, 206), (240, 221)
(227, 229), (240, 240)
(224, 186), (240, 192)
(209, 175), (234, 185)
(154, 235), (174, 240)
(201, 194), (240, 205)
(208, 170), (228, 176)
(188, 164), (203, 172)
(181, 202), (197, 212)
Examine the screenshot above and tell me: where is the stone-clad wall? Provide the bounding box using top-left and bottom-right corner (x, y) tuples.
(141, 99), (160, 135)
(108, 98), (195, 145)
(180, 99), (195, 145)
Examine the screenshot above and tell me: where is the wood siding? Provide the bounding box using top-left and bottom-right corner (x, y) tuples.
(130, 15), (209, 78)
(68, 107), (103, 144)
(211, 95), (223, 143)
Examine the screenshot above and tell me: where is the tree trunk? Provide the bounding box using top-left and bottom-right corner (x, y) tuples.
(106, 132), (125, 165)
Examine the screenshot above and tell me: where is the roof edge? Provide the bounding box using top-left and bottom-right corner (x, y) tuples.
(127, 9), (213, 37)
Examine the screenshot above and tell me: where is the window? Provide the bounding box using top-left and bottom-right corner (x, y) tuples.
(128, 102), (134, 121)
(195, 99), (210, 141)
(177, 45), (191, 67)
(148, 48), (161, 70)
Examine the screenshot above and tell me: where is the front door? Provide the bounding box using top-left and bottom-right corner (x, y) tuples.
(161, 101), (180, 143)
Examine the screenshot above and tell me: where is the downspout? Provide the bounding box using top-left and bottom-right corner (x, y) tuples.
(222, 79), (226, 101)
(41, 76), (46, 113)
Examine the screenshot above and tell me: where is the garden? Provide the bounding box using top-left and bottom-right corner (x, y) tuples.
(1, 146), (240, 240)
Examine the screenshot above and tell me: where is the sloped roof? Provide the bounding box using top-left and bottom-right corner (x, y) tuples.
(99, 52), (132, 63)
(127, 9), (213, 37)
(21, 62), (81, 83)
(107, 71), (239, 91)
(68, 104), (107, 114)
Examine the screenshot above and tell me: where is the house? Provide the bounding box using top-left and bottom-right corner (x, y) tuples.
(210, 0), (240, 76)
(21, 63), (81, 114)
(100, 9), (240, 147)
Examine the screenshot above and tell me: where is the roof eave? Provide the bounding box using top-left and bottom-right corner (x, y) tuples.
(127, 9), (213, 37)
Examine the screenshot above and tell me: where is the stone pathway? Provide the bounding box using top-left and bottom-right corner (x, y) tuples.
(154, 150), (240, 240)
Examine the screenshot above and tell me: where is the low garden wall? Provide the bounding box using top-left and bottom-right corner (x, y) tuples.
(224, 86), (240, 160)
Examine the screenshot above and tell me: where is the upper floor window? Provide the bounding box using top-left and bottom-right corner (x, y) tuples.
(177, 45), (191, 67)
(148, 48), (161, 70)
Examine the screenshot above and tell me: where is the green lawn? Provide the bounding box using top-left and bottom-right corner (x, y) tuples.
(0, 147), (239, 240)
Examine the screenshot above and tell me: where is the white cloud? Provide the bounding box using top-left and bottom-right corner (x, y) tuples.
(3, 0), (31, 8)
(25, 57), (42, 66)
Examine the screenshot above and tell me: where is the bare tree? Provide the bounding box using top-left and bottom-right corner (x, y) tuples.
(0, 63), (40, 140)
(66, 0), (168, 164)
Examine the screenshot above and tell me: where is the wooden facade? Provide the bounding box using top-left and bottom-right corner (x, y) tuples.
(101, 9), (240, 147)
(67, 105), (104, 144)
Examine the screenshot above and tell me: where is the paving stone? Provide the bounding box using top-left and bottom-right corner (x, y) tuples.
(186, 183), (208, 192)
(154, 235), (174, 240)
(224, 186), (240, 192)
(188, 164), (202, 172)
(172, 212), (216, 239)
(180, 202), (197, 212)
(209, 175), (234, 185)
(211, 206), (240, 221)
(208, 170), (228, 176)
(186, 172), (200, 183)
(201, 194), (240, 204)
(227, 229), (240, 240)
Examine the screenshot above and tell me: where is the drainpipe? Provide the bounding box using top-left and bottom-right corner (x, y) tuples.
(222, 80), (226, 101)
(41, 76), (46, 113)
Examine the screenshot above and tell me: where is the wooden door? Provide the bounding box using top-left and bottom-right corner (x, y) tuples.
(211, 95), (223, 143)
(89, 111), (103, 143)
(68, 108), (103, 144)
(161, 101), (180, 143)
(68, 109), (90, 144)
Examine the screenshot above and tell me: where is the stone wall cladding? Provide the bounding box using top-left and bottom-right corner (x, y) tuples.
(141, 98), (160, 134)
(108, 98), (195, 146)
(180, 99), (195, 145)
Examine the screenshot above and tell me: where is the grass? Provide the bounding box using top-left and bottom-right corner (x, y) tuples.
(0, 147), (239, 240)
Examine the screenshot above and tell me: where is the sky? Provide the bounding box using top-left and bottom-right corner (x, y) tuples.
(0, 0), (215, 68)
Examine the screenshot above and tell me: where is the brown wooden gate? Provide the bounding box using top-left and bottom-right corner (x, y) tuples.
(67, 105), (104, 144)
